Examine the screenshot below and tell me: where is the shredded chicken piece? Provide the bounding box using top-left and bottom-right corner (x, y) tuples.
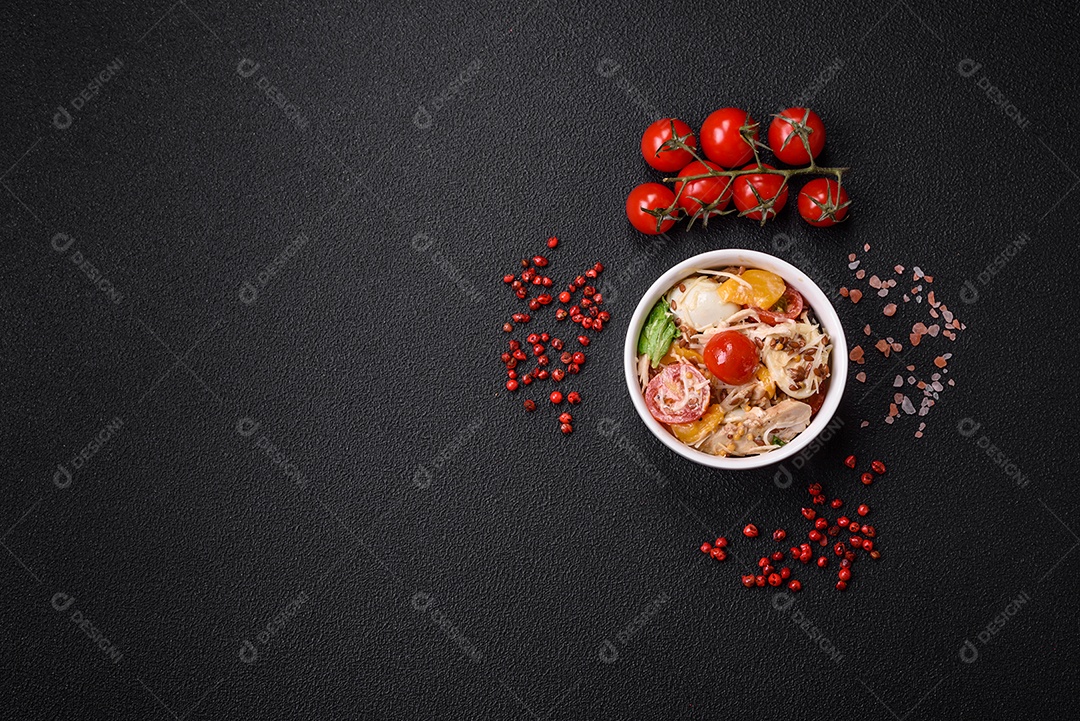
(699, 400), (812, 456)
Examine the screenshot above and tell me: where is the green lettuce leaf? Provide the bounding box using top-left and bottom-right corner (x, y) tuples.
(638, 300), (679, 368)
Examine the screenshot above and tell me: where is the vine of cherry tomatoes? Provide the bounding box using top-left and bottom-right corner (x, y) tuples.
(629, 107), (852, 234)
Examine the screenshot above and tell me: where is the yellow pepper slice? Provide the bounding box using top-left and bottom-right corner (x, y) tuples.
(671, 404), (726, 445)
(716, 269), (786, 308)
(661, 345), (706, 366)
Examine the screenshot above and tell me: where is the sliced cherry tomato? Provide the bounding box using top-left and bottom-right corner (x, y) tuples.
(674, 160), (733, 219)
(644, 363), (711, 424)
(732, 163), (789, 222)
(768, 108), (826, 165)
(804, 377), (831, 415)
(640, 118), (697, 172)
(699, 108), (757, 168)
(626, 183), (677, 235)
(798, 178), (850, 227)
(754, 286), (804, 325)
(704, 330), (759, 385)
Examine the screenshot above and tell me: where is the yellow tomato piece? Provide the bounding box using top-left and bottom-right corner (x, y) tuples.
(671, 404), (726, 445)
(716, 269), (786, 308)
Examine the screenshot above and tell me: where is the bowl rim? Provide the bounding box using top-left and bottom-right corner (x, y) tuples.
(622, 248), (848, 470)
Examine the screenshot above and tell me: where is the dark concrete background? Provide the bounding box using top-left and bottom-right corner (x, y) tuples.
(3, 0), (1078, 718)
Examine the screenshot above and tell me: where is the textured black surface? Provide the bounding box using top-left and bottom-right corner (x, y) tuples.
(3, 0), (1080, 718)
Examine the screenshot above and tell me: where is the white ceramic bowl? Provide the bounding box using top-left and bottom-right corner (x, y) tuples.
(623, 249), (848, 469)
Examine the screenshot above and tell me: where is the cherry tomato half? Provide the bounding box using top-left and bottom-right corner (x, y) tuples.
(798, 178), (850, 227)
(805, 376), (831, 415)
(732, 163), (789, 222)
(700, 108), (757, 168)
(626, 183), (677, 235)
(645, 363), (711, 424)
(641, 118), (697, 172)
(704, 330), (759, 385)
(768, 108), (826, 165)
(754, 286), (804, 325)
(674, 160), (733, 219)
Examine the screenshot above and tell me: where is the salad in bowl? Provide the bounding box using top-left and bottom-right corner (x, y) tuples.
(624, 249), (847, 469)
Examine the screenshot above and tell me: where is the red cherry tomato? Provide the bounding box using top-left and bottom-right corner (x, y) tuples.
(644, 363), (711, 424)
(754, 287), (804, 325)
(640, 118), (697, 172)
(626, 183), (677, 235)
(704, 331), (759, 385)
(798, 178), (851, 227)
(674, 160), (733, 219)
(768, 108), (826, 165)
(732, 163), (789, 222)
(699, 108), (757, 168)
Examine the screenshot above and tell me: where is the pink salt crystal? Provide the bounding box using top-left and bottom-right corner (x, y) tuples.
(856, 371), (867, 383)
(856, 269), (866, 280)
(850, 289), (863, 304)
